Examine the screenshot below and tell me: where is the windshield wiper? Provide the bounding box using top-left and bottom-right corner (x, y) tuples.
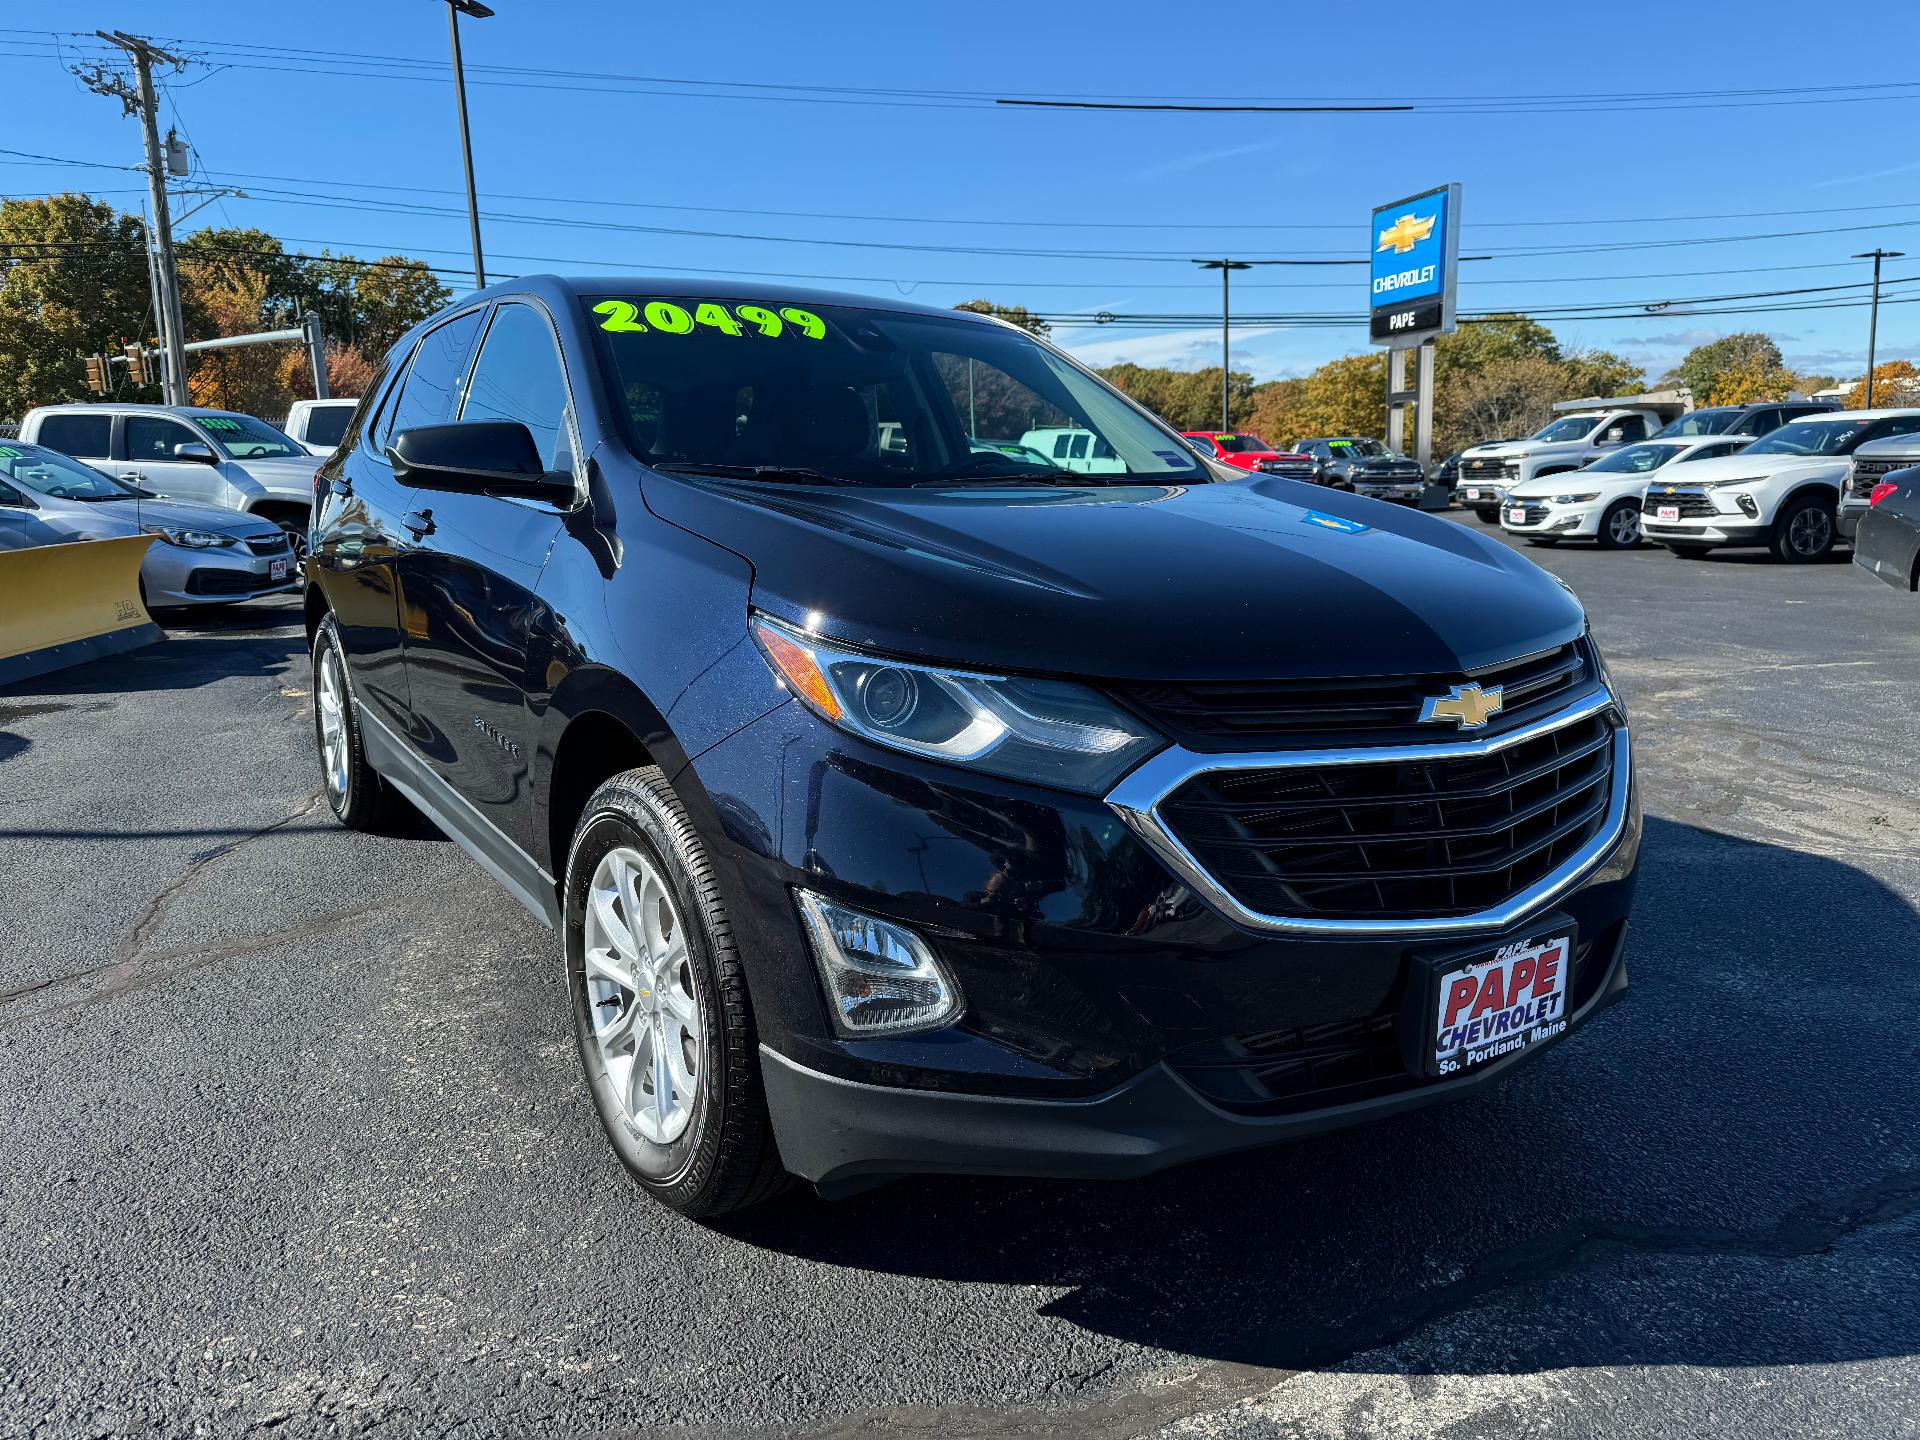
(651, 461), (860, 486)
(910, 468), (1125, 487)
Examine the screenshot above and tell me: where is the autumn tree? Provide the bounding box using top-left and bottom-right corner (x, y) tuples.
(954, 299), (1050, 338)
(1845, 359), (1920, 409)
(1674, 333), (1784, 406)
(0, 194), (153, 416)
(1098, 364), (1255, 431)
(1705, 350), (1798, 405)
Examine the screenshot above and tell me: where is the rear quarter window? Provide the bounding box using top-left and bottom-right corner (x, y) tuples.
(34, 412), (112, 458)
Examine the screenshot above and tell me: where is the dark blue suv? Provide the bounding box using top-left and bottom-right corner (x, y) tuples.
(306, 277), (1640, 1216)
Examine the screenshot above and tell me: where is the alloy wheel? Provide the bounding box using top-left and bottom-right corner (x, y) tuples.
(316, 646), (349, 800)
(1788, 507), (1831, 557)
(583, 845), (702, 1145)
(1607, 505), (1640, 547)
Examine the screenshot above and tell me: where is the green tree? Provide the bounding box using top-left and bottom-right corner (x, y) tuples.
(1097, 364), (1255, 431)
(1674, 333), (1784, 406)
(350, 258), (452, 356)
(0, 194), (153, 416)
(1705, 351), (1798, 406)
(1559, 348), (1644, 401)
(954, 298), (1050, 338)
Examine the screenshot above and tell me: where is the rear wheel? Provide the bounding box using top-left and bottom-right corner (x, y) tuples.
(1597, 499), (1642, 550)
(312, 614), (403, 831)
(1771, 494), (1836, 563)
(564, 768), (790, 1218)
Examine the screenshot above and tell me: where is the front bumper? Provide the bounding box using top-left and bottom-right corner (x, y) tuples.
(141, 539), (300, 606)
(1353, 480), (1426, 502)
(764, 919), (1631, 1189)
(1641, 518), (1770, 548)
(686, 692), (1641, 1186)
(1838, 497), (1868, 541)
(1500, 501), (1595, 538)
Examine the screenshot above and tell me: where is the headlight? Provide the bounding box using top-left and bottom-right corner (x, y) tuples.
(144, 525), (236, 548)
(1514, 451), (1532, 460)
(1551, 492), (1600, 505)
(751, 613), (1162, 794)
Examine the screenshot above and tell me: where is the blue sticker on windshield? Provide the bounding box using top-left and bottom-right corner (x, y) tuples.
(1154, 450), (1188, 467)
(1303, 511), (1370, 534)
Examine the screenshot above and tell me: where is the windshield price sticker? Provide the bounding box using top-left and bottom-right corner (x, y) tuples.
(0, 447), (19, 460)
(200, 417), (241, 432)
(1433, 933), (1570, 1074)
(594, 299), (826, 340)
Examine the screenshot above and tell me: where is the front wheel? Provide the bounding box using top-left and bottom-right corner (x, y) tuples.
(564, 767), (790, 1218)
(1597, 499), (1642, 550)
(312, 614), (403, 831)
(1771, 494), (1837, 563)
(1474, 509), (1501, 525)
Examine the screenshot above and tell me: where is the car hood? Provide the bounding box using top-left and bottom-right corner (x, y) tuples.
(642, 473), (1584, 681)
(1505, 471), (1646, 500)
(110, 495), (282, 536)
(1645, 452), (1848, 486)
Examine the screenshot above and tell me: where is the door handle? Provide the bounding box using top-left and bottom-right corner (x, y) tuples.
(402, 508), (435, 539)
(120, 470), (145, 482)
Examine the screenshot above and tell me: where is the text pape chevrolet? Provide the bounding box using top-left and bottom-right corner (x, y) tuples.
(305, 278), (1640, 1216)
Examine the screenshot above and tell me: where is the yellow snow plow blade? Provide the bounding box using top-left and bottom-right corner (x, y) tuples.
(0, 535), (161, 686)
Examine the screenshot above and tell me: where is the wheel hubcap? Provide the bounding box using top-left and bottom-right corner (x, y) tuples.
(1790, 509), (1830, 555)
(1610, 507), (1639, 544)
(583, 846), (701, 1145)
(316, 648), (348, 799)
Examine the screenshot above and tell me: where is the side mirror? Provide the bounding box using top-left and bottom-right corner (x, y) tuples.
(1602, 430), (1624, 444)
(388, 422), (575, 503)
(175, 442), (218, 464)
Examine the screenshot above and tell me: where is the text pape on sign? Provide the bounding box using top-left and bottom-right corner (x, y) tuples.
(1431, 933), (1570, 1074)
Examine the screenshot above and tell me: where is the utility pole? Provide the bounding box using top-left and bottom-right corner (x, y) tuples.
(1193, 259), (1252, 430)
(1854, 248), (1904, 409)
(80, 33), (192, 405)
(444, 0), (495, 290)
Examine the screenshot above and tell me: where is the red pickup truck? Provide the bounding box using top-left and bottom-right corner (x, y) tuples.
(1181, 431), (1318, 479)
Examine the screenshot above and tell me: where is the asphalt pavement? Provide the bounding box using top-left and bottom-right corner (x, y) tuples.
(4, 514), (1920, 1439)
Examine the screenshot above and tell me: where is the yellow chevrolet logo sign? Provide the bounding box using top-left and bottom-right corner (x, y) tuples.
(1419, 682), (1504, 730)
(1377, 212), (1436, 255)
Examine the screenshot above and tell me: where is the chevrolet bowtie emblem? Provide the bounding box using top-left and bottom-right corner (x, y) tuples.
(1377, 212), (1436, 255)
(1664, 485), (1676, 494)
(1419, 682), (1504, 730)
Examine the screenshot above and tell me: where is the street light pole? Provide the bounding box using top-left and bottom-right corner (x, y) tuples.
(444, 0), (494, 291)
(1193, 259), (1252, 431)
(1854, 249), (1904, 408)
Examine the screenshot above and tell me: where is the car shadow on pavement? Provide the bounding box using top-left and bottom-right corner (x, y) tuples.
(721, 814), (1920, 1375)
(0, 611), (306, 697)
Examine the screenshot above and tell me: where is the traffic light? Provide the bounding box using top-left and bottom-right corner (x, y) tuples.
(124, 343), (149, 387)
(84, 355), (108, 394)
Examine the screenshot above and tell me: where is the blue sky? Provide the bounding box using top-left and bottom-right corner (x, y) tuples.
(5, 0), (1920, 386)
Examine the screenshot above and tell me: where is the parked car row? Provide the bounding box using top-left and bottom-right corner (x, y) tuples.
(1490, 406), (1920, 564)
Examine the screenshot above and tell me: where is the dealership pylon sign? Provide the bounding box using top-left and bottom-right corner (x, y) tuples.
(1369, 183), (1460, 348)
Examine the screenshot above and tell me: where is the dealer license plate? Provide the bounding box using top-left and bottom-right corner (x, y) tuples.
(1431, 931), (1571, 1076)
(1656, 505), (1680, 522)
(1464, 487), (1481, 499)
(1507, 506), (1527, 525)
(270, 558), (289, 580)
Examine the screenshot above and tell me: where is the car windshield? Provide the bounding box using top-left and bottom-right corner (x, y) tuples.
(1327, 438), (1387, 457)
(0, 443), (134, 500)
(1532, 416), (1603, 443)
(1587, 443), (1680, 475)
(196, 414), (307, 460)
(1213, 433), (1272, 453)
(1743, 418), (1875, 457)
(589, 296), (1209, 486)
(1655, 410), (1740, 438)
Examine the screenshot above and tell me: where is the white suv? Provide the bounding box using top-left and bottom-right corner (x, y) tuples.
(1639, 409), (1920, 563)
(1499, 436), (1748, 549)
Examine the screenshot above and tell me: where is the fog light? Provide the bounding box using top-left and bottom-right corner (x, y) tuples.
(1736, 493), (1758, 518)
(795, 890), (962, 1036)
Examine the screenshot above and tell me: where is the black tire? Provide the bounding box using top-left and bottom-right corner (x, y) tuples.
(1667, 544), (1712, 560)
(1474, 510), (1501, 525)
(1525, 537), (1560, 547)
(1771, 493), (1837, 563)
(1596, 499), (1642, 551)
(311, 613), (404, 831)
(564, 767), (790, 1218)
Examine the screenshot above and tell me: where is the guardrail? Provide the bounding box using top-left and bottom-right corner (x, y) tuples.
(0, 535), (161, 686)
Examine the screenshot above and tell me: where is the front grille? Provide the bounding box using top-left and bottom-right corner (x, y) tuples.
(185, 568), (288, 596)
(1117, 639), (1593, 751)
(1504, 502), (1549, 527)
(1259, 460), (1316, 475)
(1167, 925), (1617, 1113)
(1641, 489), (1718, 519)
(1154, 710), (1617, 922)
(243, 532), (291, 556)
(1851, 456), (1919, 495)
(1462, 457), (1516, 481)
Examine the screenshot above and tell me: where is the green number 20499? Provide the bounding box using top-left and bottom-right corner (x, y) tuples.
(592, 299), (826, 340)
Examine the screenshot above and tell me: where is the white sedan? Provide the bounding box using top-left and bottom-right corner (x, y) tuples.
(1498, 436), (1751, 550)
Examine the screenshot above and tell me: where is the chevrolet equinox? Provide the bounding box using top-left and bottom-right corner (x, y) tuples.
(306, 278), (1640, 1216)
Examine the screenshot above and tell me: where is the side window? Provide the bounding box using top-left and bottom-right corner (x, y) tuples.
(1869, 417), (1920, 444)
(1606, 416), (1648, 444)
(126, 415), (202, 462)
(35, 413), (112, 458)
(0, 477), (28, 507)
(383, 309), (485, 445)
(1069, 433), (1090, 459)
(1678, 444), (1727, 462)
(1742, 409), (1778, 435)
(459, 303), (574, 471)
(1052, 434), (1071, 459)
